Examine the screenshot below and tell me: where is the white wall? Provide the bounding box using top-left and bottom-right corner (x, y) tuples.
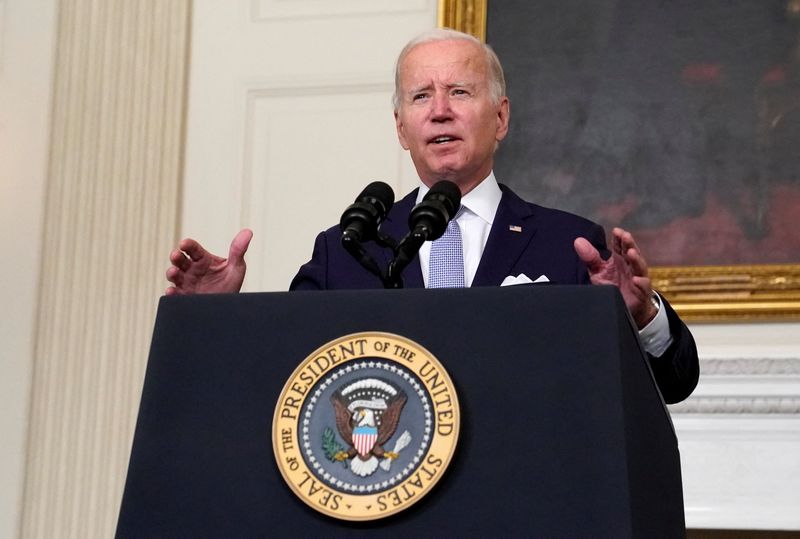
(182, 0), (436, 292)
(675, 322), (800, 529)
(0, 0), (57, 536)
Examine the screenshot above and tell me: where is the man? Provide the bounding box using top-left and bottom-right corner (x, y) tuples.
(166, 29), (698, 403)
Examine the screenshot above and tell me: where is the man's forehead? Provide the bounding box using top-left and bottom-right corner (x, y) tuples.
(401, 41), (486, 82)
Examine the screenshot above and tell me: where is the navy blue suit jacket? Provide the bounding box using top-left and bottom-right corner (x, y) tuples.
(291, 185), (698, 403)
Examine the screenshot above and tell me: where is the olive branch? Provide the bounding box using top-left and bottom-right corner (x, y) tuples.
(321, 427), (348, 469)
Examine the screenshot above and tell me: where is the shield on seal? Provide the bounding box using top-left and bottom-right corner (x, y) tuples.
(352, 426), (378, 457)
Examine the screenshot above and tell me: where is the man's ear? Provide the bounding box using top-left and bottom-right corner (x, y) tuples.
(495, 97), (510, 142)
(395, 110), (410, 150)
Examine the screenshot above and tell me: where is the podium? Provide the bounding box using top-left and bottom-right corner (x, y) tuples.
(116, 285), (684, 537)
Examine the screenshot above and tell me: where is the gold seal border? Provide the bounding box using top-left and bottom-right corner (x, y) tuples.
(272, 332), (460, 521)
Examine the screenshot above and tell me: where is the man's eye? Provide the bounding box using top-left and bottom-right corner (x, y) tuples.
(452, 89), (467, 96)
(412, 94), (427, 101)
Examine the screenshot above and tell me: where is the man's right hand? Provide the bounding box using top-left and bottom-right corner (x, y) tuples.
(165, 229), (253, 295)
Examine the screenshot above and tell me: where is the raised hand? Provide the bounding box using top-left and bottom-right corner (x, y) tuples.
(165, 229), (253, 295)
(574, 227), (657, 329)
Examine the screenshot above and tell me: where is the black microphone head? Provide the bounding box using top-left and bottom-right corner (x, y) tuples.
(408, 180), (463, 241)
(425, 180), (461, 220)
(359, 181), (395, 218)
(340, 181), (395, 243)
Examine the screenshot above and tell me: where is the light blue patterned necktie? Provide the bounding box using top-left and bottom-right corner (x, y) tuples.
(428, 208), (465, 288)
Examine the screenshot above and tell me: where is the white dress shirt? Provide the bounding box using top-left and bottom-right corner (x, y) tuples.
(417, 172), (502, 288)
(416, 172), (673, 357)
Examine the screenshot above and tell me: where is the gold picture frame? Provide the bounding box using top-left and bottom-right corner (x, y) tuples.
(439, 0), (800, 321)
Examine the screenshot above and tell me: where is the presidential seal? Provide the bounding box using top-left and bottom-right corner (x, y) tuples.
(272, 332), (460, 521)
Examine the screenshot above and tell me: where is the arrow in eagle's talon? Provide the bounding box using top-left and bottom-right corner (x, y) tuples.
(379, 430), (412, 471)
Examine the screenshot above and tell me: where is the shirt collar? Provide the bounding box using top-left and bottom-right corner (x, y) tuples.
(415, 171), (502, 225)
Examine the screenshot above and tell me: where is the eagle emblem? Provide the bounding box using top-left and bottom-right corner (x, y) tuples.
(330, 378), (408, 477)
(274, 333), (460, 521)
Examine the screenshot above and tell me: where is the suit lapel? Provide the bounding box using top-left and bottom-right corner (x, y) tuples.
(377, 184), (537, 289)
(378, 189), (424, 288)
(472, 186), (537, 287)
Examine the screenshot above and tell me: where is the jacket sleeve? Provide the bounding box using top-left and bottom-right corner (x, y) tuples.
(289, 231), (328, 291)
(647, 296), (700, 404)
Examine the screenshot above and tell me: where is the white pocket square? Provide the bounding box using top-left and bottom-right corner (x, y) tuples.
(500, 273), (550, 286)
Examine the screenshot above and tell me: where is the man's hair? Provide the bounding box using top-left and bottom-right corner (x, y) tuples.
(392, 28), (506, 111)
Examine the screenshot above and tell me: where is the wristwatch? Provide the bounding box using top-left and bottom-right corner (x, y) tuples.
(650, 293), (661, 312)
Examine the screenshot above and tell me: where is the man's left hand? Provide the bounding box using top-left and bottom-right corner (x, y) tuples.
(574, 227), (657, 329)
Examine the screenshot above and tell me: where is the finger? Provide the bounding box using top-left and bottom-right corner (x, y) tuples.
(615, 227), (642, 254)
(618, 232), (649, 272)
(166, 266), (183, 286)
(165, 285), (188, 296)
(609, 229), (623, 255)
(228, 228), (253, 266)
(178, 238), (207, 262)
(574, 237), (605, 273)
(631, 275), (653, 295)
(625, 246), (649, 277)
(615, 228), (649, 277)
(169, 248), (191, 271)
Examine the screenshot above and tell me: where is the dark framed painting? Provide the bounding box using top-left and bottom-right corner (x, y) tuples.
(440, 0), (800, 320)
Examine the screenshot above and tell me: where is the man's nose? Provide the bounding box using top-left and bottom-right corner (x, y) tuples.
(430, 93), (452, 121)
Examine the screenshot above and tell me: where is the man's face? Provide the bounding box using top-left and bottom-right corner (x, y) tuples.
(394, 39), (510, 194)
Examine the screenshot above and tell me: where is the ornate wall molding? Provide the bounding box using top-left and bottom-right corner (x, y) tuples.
(0, 0), (6, 68)
(20, 1), (190, 537)
(669, 396), (800, 414)
(241, 80), (401, 291)
(669, 356), (800, 414)
(700, 357), (800, 375)
(253, 0), (431, 20)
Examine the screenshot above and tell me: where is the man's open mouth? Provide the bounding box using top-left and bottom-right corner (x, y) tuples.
(431, 135), (458, 144)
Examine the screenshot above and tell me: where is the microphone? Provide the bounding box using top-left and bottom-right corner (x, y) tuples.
(407, 180), (461, 241)
(385, 180), (462, 288)
(340, 181), (395, 243)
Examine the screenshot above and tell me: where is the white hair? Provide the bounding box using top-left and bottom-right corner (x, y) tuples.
(392, 28), (506, 111)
